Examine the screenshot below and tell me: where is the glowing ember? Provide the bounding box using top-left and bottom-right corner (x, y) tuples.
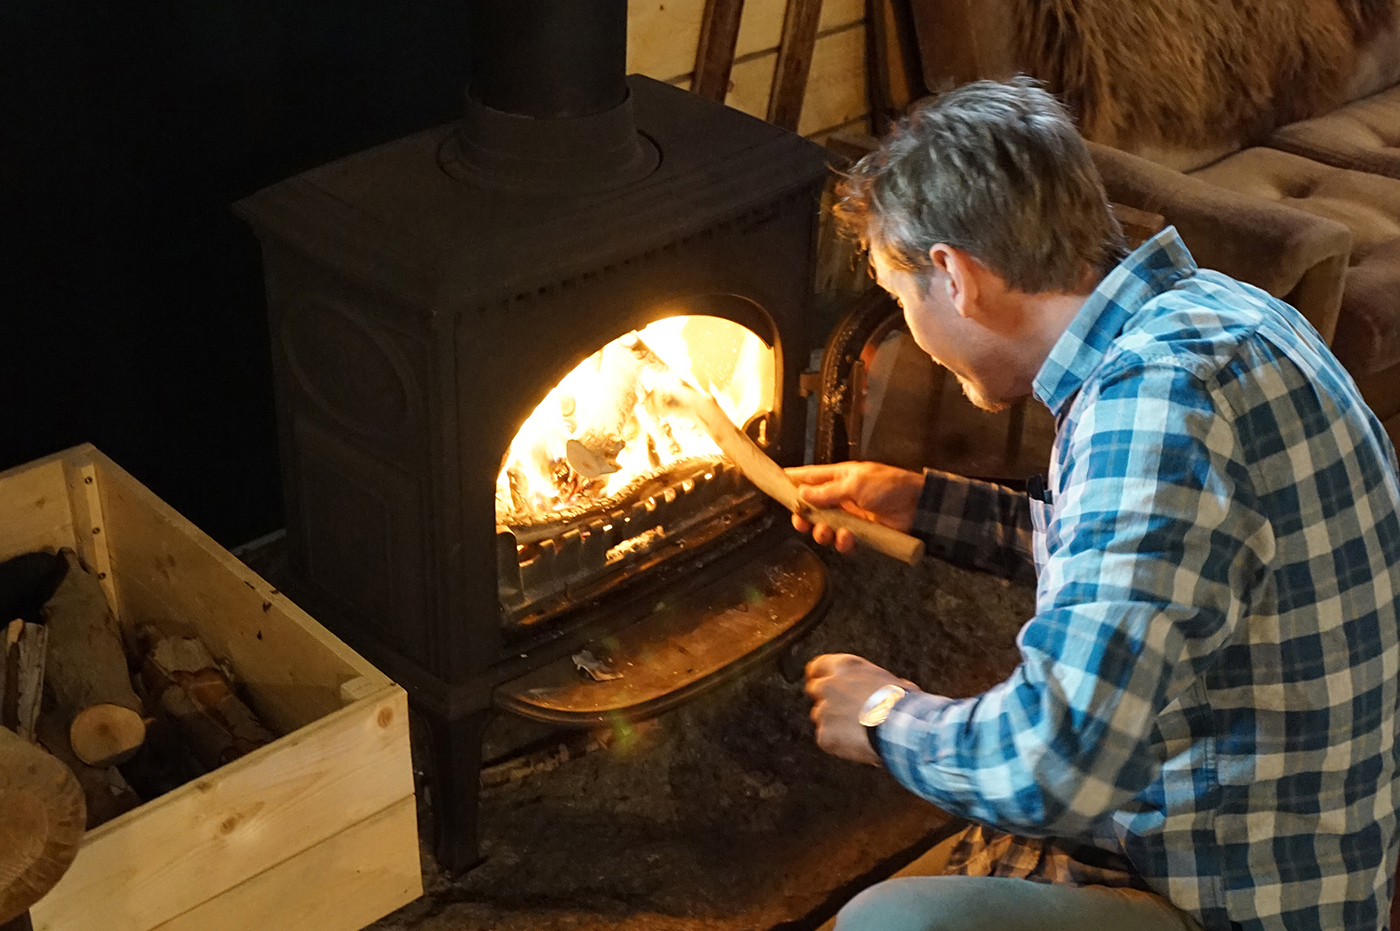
(496, 316), (774, 525)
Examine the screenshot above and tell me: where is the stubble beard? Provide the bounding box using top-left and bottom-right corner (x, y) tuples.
(957, 374), (1010, 414)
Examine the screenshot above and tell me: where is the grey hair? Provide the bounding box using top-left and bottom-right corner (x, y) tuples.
(834, 77), (1128, 293)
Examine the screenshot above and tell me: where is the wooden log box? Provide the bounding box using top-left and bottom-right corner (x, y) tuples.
(0, 446), (419, 931)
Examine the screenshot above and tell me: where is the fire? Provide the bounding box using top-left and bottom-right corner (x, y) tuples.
(496, 315), (774, 525)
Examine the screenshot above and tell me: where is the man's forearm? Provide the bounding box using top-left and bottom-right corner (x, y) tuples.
(911, 470), (1036, 583)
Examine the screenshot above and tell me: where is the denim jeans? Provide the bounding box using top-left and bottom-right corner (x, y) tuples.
(835, 876), (1202, 931)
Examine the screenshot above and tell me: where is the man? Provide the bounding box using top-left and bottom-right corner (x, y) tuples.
(791, 78), (1400, 931)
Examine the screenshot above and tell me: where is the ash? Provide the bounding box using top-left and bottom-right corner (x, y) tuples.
(375, 547), (1032, 931)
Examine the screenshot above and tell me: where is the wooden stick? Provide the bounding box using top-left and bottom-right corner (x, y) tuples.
(1, 620), (47, 743)
(692, 0), (746, 102)
(0, 727), (85, 925)
(624, 334), (925, 565)
(766, 0), (823, 131)
(42, 550), (146, 767)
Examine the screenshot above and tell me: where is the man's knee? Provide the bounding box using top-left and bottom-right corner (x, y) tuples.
(834, 877), (978, 931)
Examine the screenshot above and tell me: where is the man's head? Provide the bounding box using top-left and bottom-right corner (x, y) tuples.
(835, 78), (1128, 409)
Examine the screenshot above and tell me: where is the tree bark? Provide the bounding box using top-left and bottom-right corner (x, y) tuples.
(42, 550), (146, 767)
(1, 621), (47, 743)
(139, 635), (273, 771)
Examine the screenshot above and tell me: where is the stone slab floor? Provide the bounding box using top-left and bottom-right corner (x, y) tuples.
(366, 546), (1032, 931)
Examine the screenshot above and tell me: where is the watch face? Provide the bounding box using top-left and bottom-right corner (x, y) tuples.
(858, 685), (906, 727)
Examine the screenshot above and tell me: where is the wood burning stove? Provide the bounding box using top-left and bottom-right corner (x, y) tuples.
(235, 0), (835, 873)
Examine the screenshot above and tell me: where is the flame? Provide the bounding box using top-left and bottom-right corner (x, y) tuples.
(497, 315), (774, 524)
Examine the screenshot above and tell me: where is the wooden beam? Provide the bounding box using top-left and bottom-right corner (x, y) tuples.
(691, 0), (746, 101)
(766, 0), (824, 131)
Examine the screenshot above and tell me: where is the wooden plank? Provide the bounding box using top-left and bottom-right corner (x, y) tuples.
(30, 687), (414, 931)
(692, 0), (747, 100)
(629, 0), (866, 85)
(736, 0), (864, 57)
(61, 457), (118, 613)
(0, 457), (75, 562)
(726, 48), (779, 118)
(146, 797), (421, 931)
(868, 0), (924, 131)
(797, 24), (867, 135)
(726, 24), (866, 132)
(767, 0), (825, 131)
(627, 0), (708, 79)
(88, 449), (387, 735)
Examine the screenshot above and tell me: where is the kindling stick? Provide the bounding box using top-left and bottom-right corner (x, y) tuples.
(622, 332), (925, 565)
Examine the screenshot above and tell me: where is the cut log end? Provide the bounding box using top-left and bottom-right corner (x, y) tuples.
(69, 704), (147, 767)
(565, 439), (621, 480)
(0, 728), (85, 924)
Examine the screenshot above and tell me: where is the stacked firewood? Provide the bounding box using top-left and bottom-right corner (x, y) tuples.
(0, 548), (276, 830)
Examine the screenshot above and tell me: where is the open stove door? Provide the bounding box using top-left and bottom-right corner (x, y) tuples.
(810, 289), (1055, 484)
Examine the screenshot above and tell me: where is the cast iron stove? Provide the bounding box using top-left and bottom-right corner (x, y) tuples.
(236, 0), (834, 872)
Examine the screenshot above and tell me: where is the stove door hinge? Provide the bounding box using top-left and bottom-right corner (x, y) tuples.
(798, 370), (822, 398)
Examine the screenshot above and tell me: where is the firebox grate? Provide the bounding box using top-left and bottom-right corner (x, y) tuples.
(497, 459), (763, 629)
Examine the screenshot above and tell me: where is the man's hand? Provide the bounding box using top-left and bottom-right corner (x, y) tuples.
(805, 653), (918, 766)
(785, 462), (924, 553)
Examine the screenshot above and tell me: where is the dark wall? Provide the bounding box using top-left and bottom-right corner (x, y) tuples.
(2, 0), (470, 546)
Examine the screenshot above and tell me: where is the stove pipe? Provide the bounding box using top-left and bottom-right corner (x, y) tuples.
(456, 0), (657, 192)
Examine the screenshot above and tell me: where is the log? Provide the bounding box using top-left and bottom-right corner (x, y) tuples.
(140, 635), (274, 771)
(34, 713), (141, 829)
(1, 621), (47, 743)
(624, 333), (926, 565)
(42, 550), (146, 767)
(566, 341), (645, 478)
(0, 726), (85, 925)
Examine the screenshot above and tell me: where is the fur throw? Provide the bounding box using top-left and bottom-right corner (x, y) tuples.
(1011, 0), (1397, 150)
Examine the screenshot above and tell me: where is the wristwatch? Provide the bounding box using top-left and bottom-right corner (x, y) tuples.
(858, 684), (906, 754)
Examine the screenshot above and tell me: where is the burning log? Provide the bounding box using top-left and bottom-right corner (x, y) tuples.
(566, 341), (645, 478)
(622, 333), (926, 565)
(138, 633), (274, 770)
(42, 550), (146, 767)
(1, 620), (48, 743)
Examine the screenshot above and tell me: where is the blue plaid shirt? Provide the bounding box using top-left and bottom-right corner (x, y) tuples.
(880, 228), (1400, 931)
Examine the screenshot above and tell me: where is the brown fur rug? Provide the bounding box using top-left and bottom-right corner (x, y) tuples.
(1010, 0), (1397, 150)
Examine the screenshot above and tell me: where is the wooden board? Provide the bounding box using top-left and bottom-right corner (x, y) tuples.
(735, 0), (864, 58)
(692, 0), (747, 101)
(0, 459), (75, 563)
(728, 23), (867, 135)
(0, 445), (420, 931)
(767, 0), (826, 131)
(90, 449), (387, 735)
(30, 686), (412, 931)
(629, 0), (866, 81)
(145, 796), (420, 931)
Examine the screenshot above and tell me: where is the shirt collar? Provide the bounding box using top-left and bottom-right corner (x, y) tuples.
(1032, 226), (1198, 417)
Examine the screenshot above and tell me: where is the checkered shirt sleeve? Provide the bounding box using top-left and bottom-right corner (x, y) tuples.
(910, 470), (1037, 586)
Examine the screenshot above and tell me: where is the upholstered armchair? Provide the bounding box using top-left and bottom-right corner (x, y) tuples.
(904, 0), (1400, 447)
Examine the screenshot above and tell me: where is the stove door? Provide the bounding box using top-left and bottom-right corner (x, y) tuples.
(811, 289), (1054, 483)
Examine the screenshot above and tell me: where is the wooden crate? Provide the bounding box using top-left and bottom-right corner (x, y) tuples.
(0, 445), (421, 931)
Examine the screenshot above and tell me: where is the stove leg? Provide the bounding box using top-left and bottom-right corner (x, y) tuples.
(425, 708), (492, 876)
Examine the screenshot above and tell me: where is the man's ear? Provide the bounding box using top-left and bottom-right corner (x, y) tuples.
(928, 244), (979, 318)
